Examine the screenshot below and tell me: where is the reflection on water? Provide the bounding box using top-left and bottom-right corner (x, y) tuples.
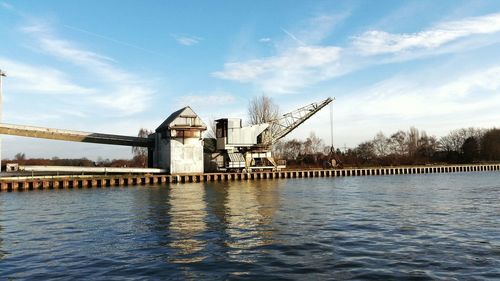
(1, 173), (500, 280)
(162, 180), (283, 266)
(223, 180), (282, 264)
(168, 184), (207, 263)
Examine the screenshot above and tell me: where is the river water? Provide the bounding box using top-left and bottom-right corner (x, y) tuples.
(0, 172), (499, 280)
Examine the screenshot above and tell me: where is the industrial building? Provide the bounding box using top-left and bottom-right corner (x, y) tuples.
(152, 106), (206, 174)
(0, 97), (333, 174)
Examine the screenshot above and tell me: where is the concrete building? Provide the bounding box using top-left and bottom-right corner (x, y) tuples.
(153, 107), (206, 174)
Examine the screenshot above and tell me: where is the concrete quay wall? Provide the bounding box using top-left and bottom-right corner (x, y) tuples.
(1, 164), (499, 192)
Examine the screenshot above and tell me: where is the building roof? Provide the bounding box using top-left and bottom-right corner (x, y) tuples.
(156, 106), (207, 132)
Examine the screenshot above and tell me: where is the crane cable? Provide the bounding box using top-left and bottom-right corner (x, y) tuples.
(329, 102), (334, 153)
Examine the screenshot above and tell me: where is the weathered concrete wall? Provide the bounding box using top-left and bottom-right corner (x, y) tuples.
(169, 138), (203, 174)
(153, 136), (203, 173)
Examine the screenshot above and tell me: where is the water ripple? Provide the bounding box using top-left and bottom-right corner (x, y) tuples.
(0, 173), (499, 280)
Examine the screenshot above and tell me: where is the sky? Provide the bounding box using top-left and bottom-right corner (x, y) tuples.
(1, 0), (500, 160)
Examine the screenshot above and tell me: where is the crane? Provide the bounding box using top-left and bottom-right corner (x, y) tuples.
(262, 97), (333, 147)
(214, 97), (334, 171)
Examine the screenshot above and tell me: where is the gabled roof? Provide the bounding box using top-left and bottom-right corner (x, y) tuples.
(156, 106), (207, 132)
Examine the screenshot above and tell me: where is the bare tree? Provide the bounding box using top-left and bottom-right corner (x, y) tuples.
(407, 127), (420, 157)
(415, 133), (438, 160)
(439, 127), (485, 152)
(132, 128), (153, 167)
(304, 132), (324, 154)
(304, 132), (325, 163)
(372, 132), (389, 157)
(14, 152), (26, 161)
(355, 141), (376, 163)
(388, 130), (407, 156)
(282, 139), (302, 160)
(248, 95), (279, 125)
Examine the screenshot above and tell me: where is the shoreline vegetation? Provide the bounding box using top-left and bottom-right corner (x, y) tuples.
(2, 127), (499, 171)
(277, 127), (500, 169)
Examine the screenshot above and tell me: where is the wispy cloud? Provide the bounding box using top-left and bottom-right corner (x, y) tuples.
(342, 65), (500, 120)
(292, 13), (351, 45)
(437, 66), (500, 99)
(0, 57), (93, 95)
(259, 37), (271, 43)
(22, 22), (154, 115)
(63, 24), (167, 58)
(352, 12), (500, 55)
(213, 13), (350, 93)
(172, 34), (202, 46)
(176, 91), (236, 108)
(281, 28), (306, 45)
(0, 1), (13, 10)
(213, 46), (341, 93)
(214, 12), (500, 95)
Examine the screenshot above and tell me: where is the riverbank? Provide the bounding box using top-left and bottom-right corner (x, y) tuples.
(1, 163), (499, 192)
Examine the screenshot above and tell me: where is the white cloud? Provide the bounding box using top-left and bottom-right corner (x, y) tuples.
(212, 13), (351, 94)
(22, 23), (154, 115)
(94, 85), (152, 114)
(213, 46), (342, 93)
(172, 35), (202, 46)
(37, 36), (116, 65)
(214, 12), (500, 95)
(352, 12), (500, 55)
(176, 92), (236, 108)
(259, 37), (271, 43)
(0, 57), (93, 94)
(340, 65), (500, 120)
(436, 66), (500, 98)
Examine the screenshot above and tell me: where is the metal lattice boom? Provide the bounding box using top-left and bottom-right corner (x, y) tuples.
(263, 97), (333, 146)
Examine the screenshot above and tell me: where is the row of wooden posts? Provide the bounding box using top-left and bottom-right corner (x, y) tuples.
(1, 164), (499, 192)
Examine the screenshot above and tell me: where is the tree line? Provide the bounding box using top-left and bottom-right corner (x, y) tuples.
(3, 153), (147, 168)
(274, 127), (500, 168)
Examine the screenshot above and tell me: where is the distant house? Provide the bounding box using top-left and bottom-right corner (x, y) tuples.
(6, 163), (19, 172)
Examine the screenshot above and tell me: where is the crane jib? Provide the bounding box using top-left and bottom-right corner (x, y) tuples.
(265, 97), (334, 145)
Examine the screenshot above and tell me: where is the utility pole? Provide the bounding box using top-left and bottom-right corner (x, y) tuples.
(0, 69), (6, 172)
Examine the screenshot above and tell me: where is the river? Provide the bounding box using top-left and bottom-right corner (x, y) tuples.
(1, 172), (499, 280)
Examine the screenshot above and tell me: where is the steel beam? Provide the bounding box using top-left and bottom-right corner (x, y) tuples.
(0, 123), (154, 147)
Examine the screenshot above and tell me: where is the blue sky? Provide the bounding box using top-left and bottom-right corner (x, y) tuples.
(1, 0), (500, 160)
